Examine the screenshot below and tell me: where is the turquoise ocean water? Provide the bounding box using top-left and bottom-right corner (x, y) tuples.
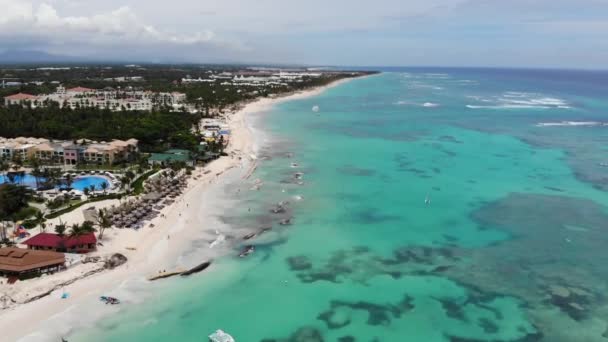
(78, 69), (608, 342)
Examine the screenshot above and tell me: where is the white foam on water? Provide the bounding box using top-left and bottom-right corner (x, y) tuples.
(536, 121), (607, 127)
(466, 92), (571, 110)
(395, 100), (440, 108)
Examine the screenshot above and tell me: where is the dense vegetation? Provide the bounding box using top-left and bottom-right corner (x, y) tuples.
(0, 65), (374, 152)
(0, 184), (34, 222)
(0, 104), (200, 152)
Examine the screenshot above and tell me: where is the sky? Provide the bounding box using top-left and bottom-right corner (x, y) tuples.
(0, 0), (607, 68)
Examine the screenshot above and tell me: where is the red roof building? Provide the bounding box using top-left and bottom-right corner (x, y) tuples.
(22, 233), (97, 254)
(4, 92), (39, 103)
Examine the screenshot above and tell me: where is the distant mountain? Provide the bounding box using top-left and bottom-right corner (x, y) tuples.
(0, 50), (91, 64)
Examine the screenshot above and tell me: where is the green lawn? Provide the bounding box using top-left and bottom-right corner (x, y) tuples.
(132, 169), (159, 195)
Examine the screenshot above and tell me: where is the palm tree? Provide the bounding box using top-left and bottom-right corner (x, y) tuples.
(96, 209), (112, 240)
(0, 159), (9, 182)
(65, 173), (74, 189)
(31, 158), (42, 188)
(35, 211), (46, 233)
(83, 187), (90, 197)
(101, 181), (108, 194)
(69, 221), (96, 237)
(68, 223), (82, 237)
(11, 154), (23, 172)
(120, 175), (129, 192)
(89, 184), (96, 194)
(55, 223), (67, 237)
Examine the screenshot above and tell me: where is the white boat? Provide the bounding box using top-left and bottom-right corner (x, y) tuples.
(312, 105), (320, 113)
(209, 329), (235, 342)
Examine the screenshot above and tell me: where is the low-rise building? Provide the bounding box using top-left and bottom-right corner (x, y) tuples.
(148, 149), (194, 167)
(0, 137), (138, 165)
(5, 85), (187, 112)
(0, 247), (65, 278)
(4, 93), (40, 106)
(22, 232), (97, 254)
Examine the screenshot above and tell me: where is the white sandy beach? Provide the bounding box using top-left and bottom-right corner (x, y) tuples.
(0, 77), (357, 342)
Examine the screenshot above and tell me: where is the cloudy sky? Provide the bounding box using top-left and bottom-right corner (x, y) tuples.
(1, 0), (607, 68)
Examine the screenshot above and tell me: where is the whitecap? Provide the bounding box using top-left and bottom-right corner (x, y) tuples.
(536, 121), (606, 127)
(422, 102), (440, 107)
(466, 104), (549, 109)
(395, 101), (440, 108)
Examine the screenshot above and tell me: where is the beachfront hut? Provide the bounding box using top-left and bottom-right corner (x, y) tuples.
(0, 247), (65, 279)
(22, 233), (97, 254)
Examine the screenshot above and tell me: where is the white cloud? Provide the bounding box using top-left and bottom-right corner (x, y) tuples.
(0, 0), (606, 66)
(0, 0), (238, 51)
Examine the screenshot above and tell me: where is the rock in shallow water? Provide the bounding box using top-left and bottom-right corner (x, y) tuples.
(104, 253), (128, 269)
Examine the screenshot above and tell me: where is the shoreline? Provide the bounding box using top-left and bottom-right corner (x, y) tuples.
(0, 75), (362, 342)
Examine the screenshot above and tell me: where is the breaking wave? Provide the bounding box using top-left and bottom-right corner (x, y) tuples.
(536, 121), (608, 127)
(395, 100), (440, 108)
(466, 92), (571, 110)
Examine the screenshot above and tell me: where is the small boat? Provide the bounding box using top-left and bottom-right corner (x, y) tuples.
(209, 329), (236, 342)
(312, 105), (320, 113)
(239, 245), (255, 258)
(290, 162), (299, 168)
(424, 194), (431, 205)
(100, 296), (120, 305)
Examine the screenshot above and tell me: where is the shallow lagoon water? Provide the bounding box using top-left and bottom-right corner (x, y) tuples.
(78, 69), (608, 342)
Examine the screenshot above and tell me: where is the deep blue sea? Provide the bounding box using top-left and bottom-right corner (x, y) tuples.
(77, 68), (608, 342)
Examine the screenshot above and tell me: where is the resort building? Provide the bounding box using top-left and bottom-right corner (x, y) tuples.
(22, 232), (97, 254)
(5, 85), (188, 112)
(148, 149), (194, 167)
(0, 247), (65, 279)
(3, 93), (40, 106)
(0, 137), (139, 166)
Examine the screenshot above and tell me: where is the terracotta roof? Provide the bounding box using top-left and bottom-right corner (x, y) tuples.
(4, 93), (39, 100)
(23, 233), (97, 249)
(0, 247), (65, 273)
(35, 143), (55, 152)
(67, 86), (95, 93)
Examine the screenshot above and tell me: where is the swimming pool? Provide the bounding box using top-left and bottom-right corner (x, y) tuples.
(0, 174), (109, 192)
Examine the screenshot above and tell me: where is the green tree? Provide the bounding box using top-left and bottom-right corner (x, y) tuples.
(96, 209), (112, 240)
(11, 154), (23, 171)
(69, 221), (96, 237)
(54, 223), (67, 237)
(31, 157), (42, 188)
(65, 173), (74, 189)
(35, 210), (46, 232)
(0, 184), (34, 222)
(0, 159), (9, 181)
